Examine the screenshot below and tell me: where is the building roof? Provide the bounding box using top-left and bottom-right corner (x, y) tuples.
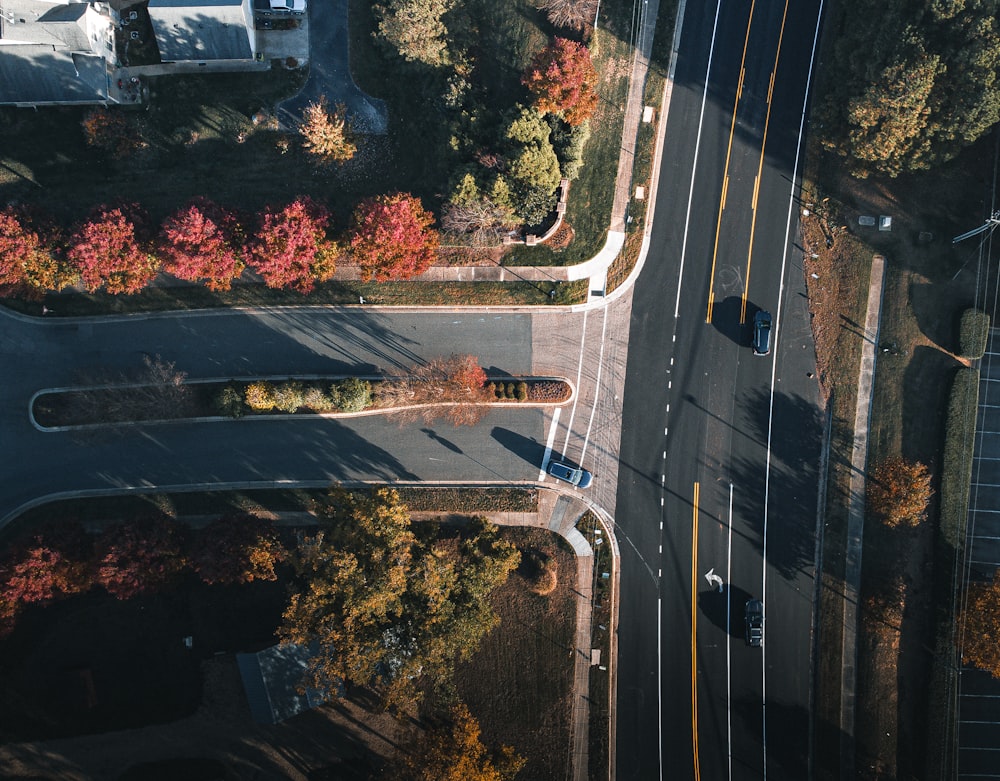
(236, 643), (333, 724)
(0, 0), (113, 105)
(147, 0), (253, 61)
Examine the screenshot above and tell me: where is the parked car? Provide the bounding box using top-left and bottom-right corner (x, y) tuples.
(745, 599), (764, 647)
(752, 310), (772, 356)
(547, 460), (593, 489)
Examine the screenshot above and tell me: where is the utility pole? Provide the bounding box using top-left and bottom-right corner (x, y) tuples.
(953, 210), (1000, 244)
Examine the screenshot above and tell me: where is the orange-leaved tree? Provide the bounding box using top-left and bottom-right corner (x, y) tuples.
(349, 192), (439, 281)
(394, 702), (526, 781)
(0, 207), (73, 293)
(299, 97), (357, 166)
(522, 37), (598, 126)
(959, 569), (1000, 678)
(866, 456), (932, 528)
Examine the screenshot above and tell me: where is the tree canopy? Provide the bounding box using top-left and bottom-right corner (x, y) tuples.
(349, 193), (439, 281)
(159, 199), (245, 291)
(818, 0), (1000, 176)
(394, 702), (526, 781)
(246, 197), (336, 293)
(279, 486), (519, 709)
(866, 457), (933, 528)
(522, 38), (599, 127)
(375, 0), (457, 67)
(67, 204), (158, 295)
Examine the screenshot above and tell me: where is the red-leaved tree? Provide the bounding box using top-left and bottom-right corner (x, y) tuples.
(94, 516), (187, 600)
(349, 192), (439, 281)
(0, 208), (71, 293)
(67, 204), (158, 295)
(159, 199), (245, 291)
(192, 514), (286, 586)
(246, 197), (336, 293)
(522, 37), (599, 126)
(0, 523), (92, 632)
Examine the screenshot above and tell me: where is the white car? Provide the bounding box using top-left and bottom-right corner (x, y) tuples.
(547, 461), (593, 489)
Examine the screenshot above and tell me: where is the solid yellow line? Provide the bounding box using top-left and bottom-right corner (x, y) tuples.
(692, 481), (701, 780)
(705, 2), (756, 324)
(741, 0), (790, 325)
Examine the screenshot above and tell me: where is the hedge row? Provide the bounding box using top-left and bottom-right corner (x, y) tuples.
(959, 308), (990, 360)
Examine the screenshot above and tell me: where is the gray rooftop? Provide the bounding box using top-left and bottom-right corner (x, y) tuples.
(236, 642), (332, 724)
(148, 0), (254, 61)
(0, 0), (113, 105)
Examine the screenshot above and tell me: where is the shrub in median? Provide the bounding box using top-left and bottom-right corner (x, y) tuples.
(959, 308), (989, 360)
(331, 378), (371, 413)
(215, 384), (245, 418)
(245, 381), (277, 411)
(272, 381), (305, 413)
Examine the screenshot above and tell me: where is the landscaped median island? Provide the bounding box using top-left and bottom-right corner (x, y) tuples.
(30, 354), (573, 429)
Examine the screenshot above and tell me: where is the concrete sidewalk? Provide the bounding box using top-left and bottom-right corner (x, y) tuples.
(840, 254), (886, 778)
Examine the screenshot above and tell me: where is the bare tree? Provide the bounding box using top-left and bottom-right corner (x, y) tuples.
(441, 198), (515, 248)
(534, 0), (599, 31)
(64, 355), (191, 425)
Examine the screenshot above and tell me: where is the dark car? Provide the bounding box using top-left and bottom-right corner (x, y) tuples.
(745, 599), (764, 647)
(547, 460), (593, 489)
(752, 310), (772, 356)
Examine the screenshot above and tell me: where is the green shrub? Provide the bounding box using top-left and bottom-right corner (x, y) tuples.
(302, 385), (332, 411)
(486, 382), (497, 399)
(940, 366), (979, 551)
(273, 381), (305, 413)
(331, 378), (371, 413)
(959, 308), (989, 360)
(515, 381), (528, 401)
(245, 381), (277, 411)
(214, 384), (245, 418)
(504, 382), (516, 399)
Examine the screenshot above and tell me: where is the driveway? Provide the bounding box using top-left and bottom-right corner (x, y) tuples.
(277, 0), (387, 133)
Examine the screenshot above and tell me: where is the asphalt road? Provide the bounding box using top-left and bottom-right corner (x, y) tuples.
(0, 305), (630, 524)
(614, 1), (825, 778)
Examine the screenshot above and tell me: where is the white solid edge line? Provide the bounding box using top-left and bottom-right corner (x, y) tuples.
(539, 406), (562, 481)
(761, 2), (828, 778)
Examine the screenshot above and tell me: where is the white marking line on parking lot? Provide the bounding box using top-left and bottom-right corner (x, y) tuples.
(969, 558), (1000, 568)
(539, 407), (561, 481)
(969, 533), (1000, 541)
(579, 305), (608, 463)
(971, 482), (1000, 488)
(963, 694), (1000, 698)
(561, 309), (589, 457)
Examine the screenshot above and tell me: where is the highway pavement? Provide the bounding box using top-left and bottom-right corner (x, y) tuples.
(614, 0), (825, 778)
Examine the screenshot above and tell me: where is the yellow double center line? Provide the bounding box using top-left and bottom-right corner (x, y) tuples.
(691, 481), (701, 779)
(740, 0), (790, 324)
(705, 1), (756, 324)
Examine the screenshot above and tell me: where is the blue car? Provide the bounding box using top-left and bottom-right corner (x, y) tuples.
(547, 461), (593, 489)
(752, 310), (772, 356)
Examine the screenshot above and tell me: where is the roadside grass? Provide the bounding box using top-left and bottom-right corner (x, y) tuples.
(605, 0), (677, 293)
(576, 511), (614, 780)
(804, 133), (986, 778)
(454, 525), (577, 781)
(9, 278), (589, 317)
(798, 176), (871, 779)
